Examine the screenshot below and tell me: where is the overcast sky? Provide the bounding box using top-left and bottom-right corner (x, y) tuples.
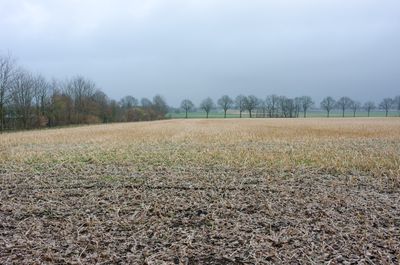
(1, 0), (399, 106)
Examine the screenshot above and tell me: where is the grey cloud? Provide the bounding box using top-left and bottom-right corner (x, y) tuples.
(1, 0), (399, 106)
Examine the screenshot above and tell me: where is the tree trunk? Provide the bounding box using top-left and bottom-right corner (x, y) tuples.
(224, 110), (226, 118)
(304, 110), (306, 118)
(206, 112), (209, 118)
(0, 107), (3, 132)
(342, 109), (345, 117)
(327, 110), (330, 118)
(368, 110), (370, 117)
(185, 110), (188, 119)
(239, 111), (242, 118)
(249, 110), (252, 118)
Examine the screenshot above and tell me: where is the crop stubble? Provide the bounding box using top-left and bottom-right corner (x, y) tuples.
(1, 118), (400, 264)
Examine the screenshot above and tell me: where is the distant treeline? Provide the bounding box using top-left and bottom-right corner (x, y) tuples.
(0, 54), (168, 131)
(1, 53), (399, 131)
(178, 95), (400, 118)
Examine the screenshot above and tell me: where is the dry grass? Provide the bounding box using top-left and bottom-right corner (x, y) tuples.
(1, 118), (400, 264)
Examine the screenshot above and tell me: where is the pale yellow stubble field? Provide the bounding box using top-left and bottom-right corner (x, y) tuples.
(0, 118), (399, 178)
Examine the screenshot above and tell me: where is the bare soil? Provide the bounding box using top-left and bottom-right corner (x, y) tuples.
(1, 119), (399, 264)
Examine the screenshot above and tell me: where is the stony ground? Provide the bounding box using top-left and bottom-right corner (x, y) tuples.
(1, 118), (399, 264)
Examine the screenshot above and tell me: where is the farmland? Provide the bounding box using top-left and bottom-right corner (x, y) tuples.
(168, 110), (400, 119)
(1, 118), (400, 264)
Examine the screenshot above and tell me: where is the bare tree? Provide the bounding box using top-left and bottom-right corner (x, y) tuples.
(379, 98), (393, 117)
(279, 96), (295, 118)
(92, 90), (110, 123)
(3, 53), (175, 129)
(320, 97), (336, 117)
(32, 74), (50, 126)
(217, 95), (233, 118)
(0, 54), (16, 131)
(152, 95), (169, 118)
(363, 101), (375, 117)
(47, 80), (72, 127)
(119, 95), (138, 109)
(265, 94), (279, 117)
(200, 97), (215, 118)
(350, 100), (361, 117)
(11, 70), (35, 129)
(294, 97), (302, 118)
(180, 99), (194, 118)
(140, 98), (152, 108)
(300, 96), (314, 118)
(109, 99), (120, 123)
(258, 99), (267, 118)
(235, 95), (246, 118)
(336, 96), (353, 117)
(64, 76), (96, 123)
(243, 95), (258, 118)
(395, 96), (400, 116)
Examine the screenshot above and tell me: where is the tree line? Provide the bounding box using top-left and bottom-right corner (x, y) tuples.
(0, 54), (168, 131)
(2, 53), (399, 131)
(180, 95), (400, 118)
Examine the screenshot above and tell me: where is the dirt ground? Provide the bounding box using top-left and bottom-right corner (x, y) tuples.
(1, 119), (399, 264)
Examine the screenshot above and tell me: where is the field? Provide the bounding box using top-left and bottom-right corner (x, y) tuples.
(168, 110), (400, 119)
(1, 118), (400, 264)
